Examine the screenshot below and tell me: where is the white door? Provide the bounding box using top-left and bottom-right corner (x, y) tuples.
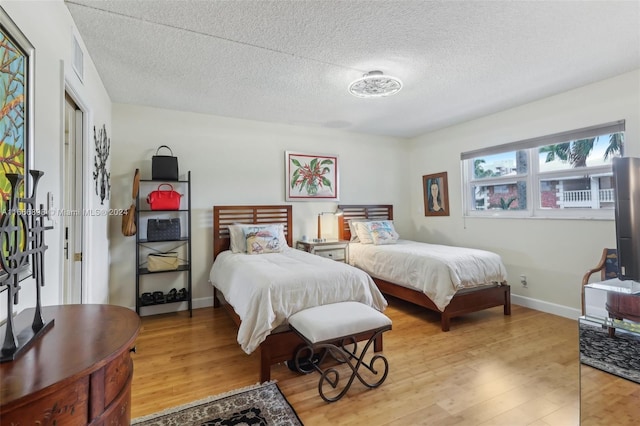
(63, 94), (84, 304)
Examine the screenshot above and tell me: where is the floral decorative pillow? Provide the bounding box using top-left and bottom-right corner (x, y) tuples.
(229, 223), (287, 253)
(243, 225), (284, 254)
(364, 220), (400, 245)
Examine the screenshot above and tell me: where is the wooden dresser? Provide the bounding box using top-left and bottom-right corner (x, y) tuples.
(1, 304), (141, 425)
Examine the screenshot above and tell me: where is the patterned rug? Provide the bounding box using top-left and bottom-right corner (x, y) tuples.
(131, 381), (303, 426)
(579, 322), (640, 384)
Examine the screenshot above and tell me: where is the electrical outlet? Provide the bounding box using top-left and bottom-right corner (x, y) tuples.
(520, 274), (527, 287)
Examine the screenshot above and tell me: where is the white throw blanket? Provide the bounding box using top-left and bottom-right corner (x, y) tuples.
(349, 240), (508, 311)
(209, 247), (387, 354)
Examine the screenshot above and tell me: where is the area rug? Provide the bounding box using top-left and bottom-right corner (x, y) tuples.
(579, 322), (640, 384)
(131, 381), (303, 426)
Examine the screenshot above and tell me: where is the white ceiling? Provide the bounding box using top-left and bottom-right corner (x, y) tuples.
(64, 0), (640, 139)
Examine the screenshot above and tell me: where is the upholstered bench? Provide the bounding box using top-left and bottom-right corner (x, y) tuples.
(288, 301), (392, 402)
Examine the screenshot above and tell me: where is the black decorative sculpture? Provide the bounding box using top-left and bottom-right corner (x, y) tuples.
(0, 170), (54, 362)
(93, 124), (111, 205)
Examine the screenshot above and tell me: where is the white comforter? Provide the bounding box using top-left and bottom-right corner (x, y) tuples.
(349, 240), (507, 311)
(209, 247), (387, 354)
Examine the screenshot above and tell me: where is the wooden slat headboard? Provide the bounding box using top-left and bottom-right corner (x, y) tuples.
(213, 205), (293, 258)
(337, 205), (393, 240)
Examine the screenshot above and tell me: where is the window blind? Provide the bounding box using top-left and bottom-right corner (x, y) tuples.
(460, 120), (625, 160)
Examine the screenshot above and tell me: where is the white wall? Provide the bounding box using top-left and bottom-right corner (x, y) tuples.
(109, 104), (410, 310)
(1, 0), (112, 322)
(408, 70), (640, 317)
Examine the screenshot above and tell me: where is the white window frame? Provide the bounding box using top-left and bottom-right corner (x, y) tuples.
(461, 120), (625, 220)
(463, 157), (531, 218)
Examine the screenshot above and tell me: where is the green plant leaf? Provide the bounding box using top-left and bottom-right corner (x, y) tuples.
(291, 158), (302, 167)
(499, 196), (517, 210)
(321, 177), (332, 189)
(291, 169), (300, 188)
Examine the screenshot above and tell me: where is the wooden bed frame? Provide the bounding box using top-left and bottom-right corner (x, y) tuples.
(212, 205), (383, 382)
(337, 204), (511, 331)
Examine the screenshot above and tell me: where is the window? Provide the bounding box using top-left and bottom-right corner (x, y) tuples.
(461, 121), (625, 219)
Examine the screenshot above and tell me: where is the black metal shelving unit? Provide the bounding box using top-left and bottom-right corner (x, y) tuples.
(135, 171), (192, 317)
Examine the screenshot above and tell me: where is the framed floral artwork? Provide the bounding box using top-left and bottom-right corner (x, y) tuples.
(285, 151), (339, 201)
(423, 172), (449, 216)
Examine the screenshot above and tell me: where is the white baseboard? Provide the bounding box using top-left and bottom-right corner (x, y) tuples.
(193, 293), (583, 321)
(511, 294), (580, 320)
(125, 294), (579, 320)
(193, 296), (215, 309)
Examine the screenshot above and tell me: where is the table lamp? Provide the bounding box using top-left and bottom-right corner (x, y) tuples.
(317, 208), (344, 241)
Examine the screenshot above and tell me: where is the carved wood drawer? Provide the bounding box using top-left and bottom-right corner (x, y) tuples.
(0, 377), (89, 425)
(104, 349), (133, 408)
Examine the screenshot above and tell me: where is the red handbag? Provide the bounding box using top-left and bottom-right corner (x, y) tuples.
(146, 184), (182, 210)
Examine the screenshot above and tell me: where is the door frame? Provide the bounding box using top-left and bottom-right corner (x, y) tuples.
(63, 77), (91, 304)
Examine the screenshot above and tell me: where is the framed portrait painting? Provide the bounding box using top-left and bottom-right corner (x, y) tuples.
(423, 172), (449, 216)
(285, 151), (339, 201)
(1, 8), (34, 279)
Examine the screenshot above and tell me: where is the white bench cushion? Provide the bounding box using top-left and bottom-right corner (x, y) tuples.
(289, 301), (391, 344)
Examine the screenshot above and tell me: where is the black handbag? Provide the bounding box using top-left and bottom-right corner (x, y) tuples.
(147, 218), (181, 241)
(152, 145), (179, 180)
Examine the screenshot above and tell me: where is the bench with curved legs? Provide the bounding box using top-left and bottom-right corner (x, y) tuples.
(288, 302), (392, 402)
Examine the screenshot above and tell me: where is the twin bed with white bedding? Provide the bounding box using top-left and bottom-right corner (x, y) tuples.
(348, 239), (507, 312)
(211, 247), (386, 354)
(209, 205), (387, 381)
(338, 204), (511, 331)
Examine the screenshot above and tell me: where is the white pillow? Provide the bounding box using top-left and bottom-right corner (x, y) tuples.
(228, 224), (246, 253)
(229, 223), (288, 253)
(353, 221), (374, 244)
(348, 219), (374, 243)
(365, 220), (400, 245)
(243, 225), (285, 254)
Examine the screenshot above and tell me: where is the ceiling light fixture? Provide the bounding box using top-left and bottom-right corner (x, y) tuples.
(348, 70), (402, 98)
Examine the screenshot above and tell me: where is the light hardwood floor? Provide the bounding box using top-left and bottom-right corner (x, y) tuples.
(130, 297), (640, 425)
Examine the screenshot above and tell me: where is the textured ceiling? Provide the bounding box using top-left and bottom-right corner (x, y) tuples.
(64, 0), (640, 139)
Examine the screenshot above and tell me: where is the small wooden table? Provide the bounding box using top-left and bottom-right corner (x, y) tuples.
(1, 304), (140, 425)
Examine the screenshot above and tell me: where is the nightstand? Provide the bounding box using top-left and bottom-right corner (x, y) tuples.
(296, 240), (349, 263)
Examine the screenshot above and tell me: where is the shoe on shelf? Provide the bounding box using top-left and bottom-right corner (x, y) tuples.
(153, 291), (165, 304)
(177, 288), (188, 301)
(141, 292), (154, 306)
(166, 288), (177, 302)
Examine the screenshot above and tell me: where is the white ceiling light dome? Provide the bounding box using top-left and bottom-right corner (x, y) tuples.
(349, 70), (403, 98)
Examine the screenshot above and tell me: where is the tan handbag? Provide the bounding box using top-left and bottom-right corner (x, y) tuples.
(121, 204), (136, 236)
(121, 169), (140, 237)
(147, 252), (179, 272)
